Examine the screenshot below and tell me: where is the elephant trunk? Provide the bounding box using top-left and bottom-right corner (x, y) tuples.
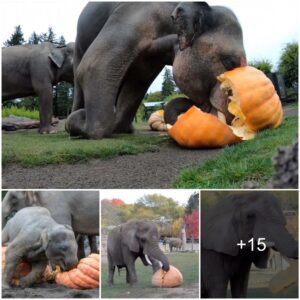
(145, 243), (170, 272)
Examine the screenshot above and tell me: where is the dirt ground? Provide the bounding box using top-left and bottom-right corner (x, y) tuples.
(2, 107), (297, 189)
(2, 282), (99, 298)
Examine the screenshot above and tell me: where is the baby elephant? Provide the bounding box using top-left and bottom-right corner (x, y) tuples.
(2, 207), (78, 288)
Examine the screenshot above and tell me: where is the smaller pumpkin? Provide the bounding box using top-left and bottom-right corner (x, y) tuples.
(148, 110), (167, 131)
(152, 265), (183, 288)
(168, 106), (241, 148)
(218, 66), (283, 140)
(2, 246), (32, 286)
(55, 253), (99, 289)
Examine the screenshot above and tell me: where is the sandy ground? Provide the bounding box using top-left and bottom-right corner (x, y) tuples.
(2, 107), (297, 189)
(2, 282), (99, 298)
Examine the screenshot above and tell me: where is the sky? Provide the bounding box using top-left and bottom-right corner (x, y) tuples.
(1, 0), (299, 92)
(100, 189), (197, 205)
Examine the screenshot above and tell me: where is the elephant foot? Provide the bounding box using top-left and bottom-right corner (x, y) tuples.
(39, 125), (57, 134)
(114, 122), (135, 134)
(66, 109), (114, 139)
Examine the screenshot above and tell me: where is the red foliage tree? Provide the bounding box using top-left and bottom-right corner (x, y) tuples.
(184, 210), (199, 239)
(110, 198), (125, 206)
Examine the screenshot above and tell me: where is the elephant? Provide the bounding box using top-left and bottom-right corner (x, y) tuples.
(2, 191), (99, 258)
(201, 192), (298, 298)
(2, 42), (74, 133)
(65, 2), (246, 139)
(2, 207), (78, 288)
(168, 237), (182, 252)
(107, 220), (170, 286)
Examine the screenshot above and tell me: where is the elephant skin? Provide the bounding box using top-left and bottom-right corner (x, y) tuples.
(168, 237), (182, 252)
(2, 42), (74, 133)
(201, 192), (298, 298)
(66, 2), (246, 139)
(2, 207), (78, 288)
(2, 191), (99, 258)
(107, 220), (170, 286)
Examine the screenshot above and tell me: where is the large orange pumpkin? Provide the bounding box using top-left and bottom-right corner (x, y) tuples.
(218, 66), (283, 139)
(2, 246), (32, 286)
(152, 265), (183, 288)
(168, 106), (241, 148)
(55, 253), (99, 289)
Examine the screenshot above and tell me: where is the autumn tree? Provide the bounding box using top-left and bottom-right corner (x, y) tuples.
(184, 210), (199, 239)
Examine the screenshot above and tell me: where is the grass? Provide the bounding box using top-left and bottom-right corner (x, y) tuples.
(101, 252), (199, 298)
(173, 116), (298, 188)
(2, 131), (169, 167)
(2, 106), (39, 120)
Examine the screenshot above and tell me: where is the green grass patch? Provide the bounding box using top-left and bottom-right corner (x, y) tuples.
(2, 131), (169, 167)
(101, 252), (199, 298)
(2, 106), (39, 120)
(173, 116), (298, 189)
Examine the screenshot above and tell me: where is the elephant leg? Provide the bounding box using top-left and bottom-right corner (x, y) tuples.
(89, 235), (98, 253)
(230, 262), (252, 298)
(114, 60), (165, 133)
(19, 261), (48, 288)
(126, 257), (138, 286)
(126, 267), (130, 284)
(107, 255), (115, 286)
(33, 82), (56, 134)
(77, 234), (86, 259)
(66, 27), (147, 139)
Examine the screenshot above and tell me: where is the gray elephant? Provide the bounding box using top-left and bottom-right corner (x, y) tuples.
(107, 220), (170, 286)
(168, 237), (182, 252)
(2, 42), (74, 133)
(2, 191), (99, 257)
(2, 207), (78, 288)
(201, 192), (298, 298)
(65, 2), (246, 139)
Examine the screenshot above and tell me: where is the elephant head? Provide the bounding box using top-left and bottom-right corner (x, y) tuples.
(2, 191), (41, 228)
(48, 42), (75, 84)
(168, 2), (246, 124)
(42, 224), (78, 271)
(122, 220), (170, 272)
(202, 192), (298, 267)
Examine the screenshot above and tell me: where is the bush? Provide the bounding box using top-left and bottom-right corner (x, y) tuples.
(278, 42), (298, 88)
(2, 106), (39, 120)
(248, 59), (273, 73)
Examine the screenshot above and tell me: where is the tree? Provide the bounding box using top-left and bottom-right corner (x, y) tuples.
(185, 192), (199, 214)
(57, 35), (66, 46)
(278, 42), (298, 88)
(184, 210), (199, 239)
(161, 68), (176, 97)
(28, 31), (40, 44)
(54, 82), (73, 117)
(248, 59), (273, 74)
(40, 27), (57, 43)
(4, 25), (25, 47)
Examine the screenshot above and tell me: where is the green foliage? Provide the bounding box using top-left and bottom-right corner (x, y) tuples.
(2, 106), (39, 120)
(39, 27), (57, 43)
(53, 82), (73, 117)
(185, 192), (199, 214)
(248, 59), (273, 73)
(278, 42), (298, 88)
(161, 67), (176, 96)
(144, 91), (163, 103)
(4, 25), (25, 47)
(28, 31), (40, 44)
(173, 116), (298, 189)
(2, 132), (169, 167)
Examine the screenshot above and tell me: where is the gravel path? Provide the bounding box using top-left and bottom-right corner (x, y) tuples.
(2, 107), (297, 189)
(2, 144), (221, 189)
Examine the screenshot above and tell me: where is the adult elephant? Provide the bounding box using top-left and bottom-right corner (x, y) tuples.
(66, 2), (246, 139)
(201, 192), (298, 298)
(2, 191), (99, 257)
(168, 237), (182, 252)
(2, 42), (74, 133)
(107, 220), (169, 286)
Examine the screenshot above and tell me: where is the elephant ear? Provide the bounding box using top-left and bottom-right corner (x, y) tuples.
(49, 46), (66, 68)
(171, 2), (212, 50)
(121, 225), (140, 253)
(202, 195), (239, 256)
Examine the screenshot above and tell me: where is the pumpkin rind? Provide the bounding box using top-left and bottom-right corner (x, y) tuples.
(218, 66), (283, 139)
(152, 265), (183, 288)
(55, 253), (99, 289)
(168, 106), (241, 148)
